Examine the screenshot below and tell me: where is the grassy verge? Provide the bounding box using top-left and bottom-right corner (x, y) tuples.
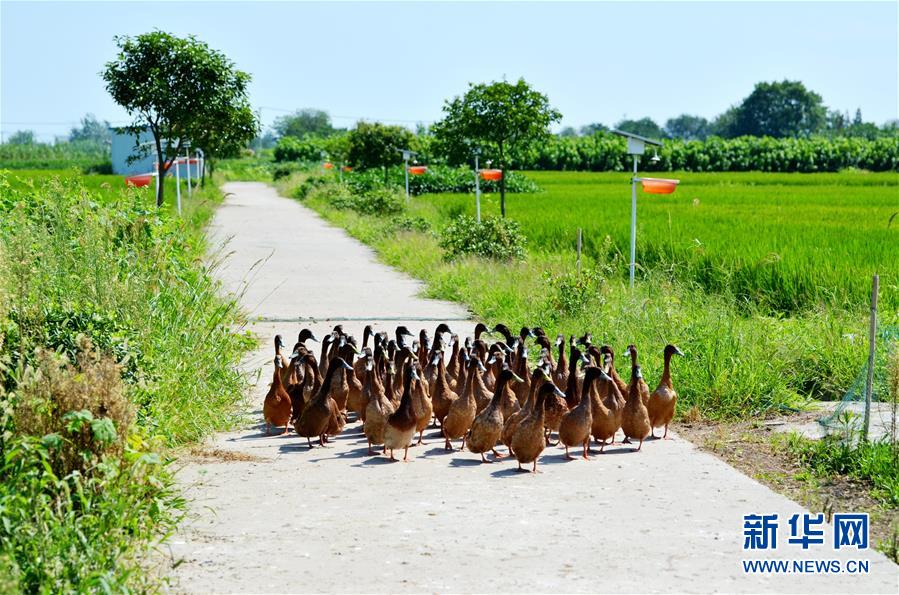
(0, 169), (252, 590)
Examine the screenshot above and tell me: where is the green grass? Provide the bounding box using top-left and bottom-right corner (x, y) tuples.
(781, 433), (899, 508)
(0, 169), (252, 590)
(410, 170), (899, 314)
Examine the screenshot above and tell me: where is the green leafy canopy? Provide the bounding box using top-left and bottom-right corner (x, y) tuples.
(102, 31), (257, 205)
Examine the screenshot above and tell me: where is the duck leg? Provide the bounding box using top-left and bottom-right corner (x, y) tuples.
(532, 460), (538, 473)
(403, 446), (409, 462)
(307, 437), (313, 449)
(564, 445), (575, 460)
(368, 440), (376, 456)
(319, 434), (326, 446)
(264, 422), (271, 435)
(416, 430), (424, 446)
(622, 437), (631, 444)
(582, 440), (591, 460)
(491, 448), (505, 459)
(651, 428), (657, 439)
(663, 424), (670, 439)
(389, 448), (396, 461)
(480, 452), (492, 464)
(280, 425), (290, 436)
(635, 438), (643, 452)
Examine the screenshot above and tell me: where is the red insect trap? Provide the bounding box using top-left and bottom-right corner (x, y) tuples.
(125, 174), (153, 188)
(479, 169), (502, 181)
(323, 162), (334, 170)
(639, 177), (680, 194)
(408, 165), (428, 175)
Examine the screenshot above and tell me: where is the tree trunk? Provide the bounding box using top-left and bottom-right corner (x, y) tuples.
(153, 134), (166, 208)
(383, 165), (388, 185)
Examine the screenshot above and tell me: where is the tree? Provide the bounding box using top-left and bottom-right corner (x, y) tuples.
(273, 109), (334, 138)
(432, 78), (561, 216)
(559, 126), (578, 137)
(730, 80), (826, 138)
(711, 106), (740, 138)
(615, 117), (665, 139)
(664, 114), (710, 141)
(579, 122), (607, 136)
(69, 114), (111, 146)
(346, 121), (414, 183)
(7, 130), (35, 145)
(103, 31), (257, 207)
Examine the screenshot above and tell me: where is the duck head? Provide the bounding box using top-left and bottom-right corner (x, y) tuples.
(576, 332), (593, 347)
(473, 322), (489, 340)
(435, 323), (453, 337)
(532, 326), (547, 338)
(665, 344), (685, 358)
(519, 326), (537, 341)
(298, 328), (319, 344)
(274, 334), (286, 353)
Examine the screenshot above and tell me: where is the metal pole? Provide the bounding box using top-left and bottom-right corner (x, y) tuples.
(474, 154), (481, 223)
(404, 155), (410, 205)
(629, 154), (638, 288)
(155, 158), (160, 199)
(185, 148), (192, 198)
(175, 157), (182, 215)
(862, 274), (879, 441)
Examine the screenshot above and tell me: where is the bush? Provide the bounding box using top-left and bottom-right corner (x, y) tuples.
(292, 174), (330, 199)
(345, 164), (541, 196)
(541, 267), (609, 321)
(351, 187), (405, 216)
(510, 132), (899, 172)
(439, 215), (527, 261)
(13, 341), (133, 476)
(272, 136), (325, 163)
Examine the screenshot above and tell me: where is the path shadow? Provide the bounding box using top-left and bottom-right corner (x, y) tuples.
(490, 466), (531, 478)
(448, 457), (482, 468)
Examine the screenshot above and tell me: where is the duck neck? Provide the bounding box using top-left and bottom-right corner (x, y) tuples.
(272, 363), (284, 390)
(661, 352), (673, 388)
(318, 359), (341, 398)
(436, 356), (449, 391)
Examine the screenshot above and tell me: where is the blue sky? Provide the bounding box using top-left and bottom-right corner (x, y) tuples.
(2, 1), (897, 141)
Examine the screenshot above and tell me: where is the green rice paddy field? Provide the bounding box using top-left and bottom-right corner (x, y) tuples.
(411, 171), (899, 314)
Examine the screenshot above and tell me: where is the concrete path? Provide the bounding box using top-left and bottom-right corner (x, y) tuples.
(168, 182), (897, 593)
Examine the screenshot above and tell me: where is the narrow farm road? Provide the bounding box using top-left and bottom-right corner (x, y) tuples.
(168, 182), (897, 593)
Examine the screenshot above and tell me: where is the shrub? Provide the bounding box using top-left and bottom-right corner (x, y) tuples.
(345, 164), (540, 196)
(351, 187), (405, 216)
(439, 215), (526, 261)
(509, 132), (899, 172)
(292, 174), (330, 200)
(273, 136), (325, 163)
(541, 267), (609, 320)
(13, 340), (133, 476)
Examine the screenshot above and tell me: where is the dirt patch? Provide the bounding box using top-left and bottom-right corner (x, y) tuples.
(677, 415), (899, 562)
(183, 447), (269, 463)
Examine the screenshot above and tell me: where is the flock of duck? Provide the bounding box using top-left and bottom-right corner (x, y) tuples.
(263, 323), (684, 472)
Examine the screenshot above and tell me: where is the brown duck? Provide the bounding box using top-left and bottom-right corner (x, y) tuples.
(295, 357), (352, 448)
(363, 358), (394, 455)
(383, 363), (418, 462)
(621, 364), (652, 451)
(648, 344), (684, 439)
(263, 355), (292, 435)
(443, 353), (483, 450)
(502, 367), (547, 455)
(430, 350), (458, 427)
(560, 366), (605, 460)
(625, 345), (650, 406)
(512, 380), (566, 473)
(467, 368), (523, 463)
(591, 367), (625, 451)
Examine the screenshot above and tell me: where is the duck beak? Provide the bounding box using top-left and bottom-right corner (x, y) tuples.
(511, 373), (525, 383)
(674, 347), (685, 357)
(552, 386), (566, 398)
(309, 333), (319, 343)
